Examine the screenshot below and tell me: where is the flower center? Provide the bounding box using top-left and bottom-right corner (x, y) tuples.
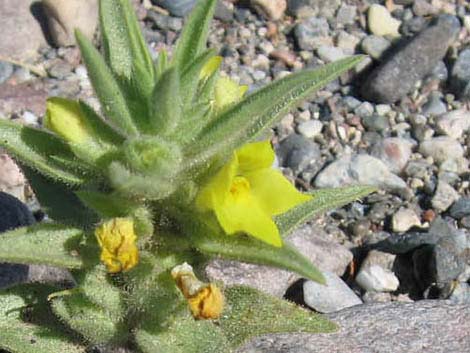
(230, 176), (250, 199)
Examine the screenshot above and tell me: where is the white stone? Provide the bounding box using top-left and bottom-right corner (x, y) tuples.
(303, 271), (362, 313)
(297, 120), (323, 138)
(419, 137), (464, 164)
(316, 46), (347, 63)
(251, 0), (286, 21)
(436, 109), (470, 139)
(368, 4), (401, 38)
(392, 207), (422, 233)
(356, 265), (400, 292)
(432, 180), (460, 212)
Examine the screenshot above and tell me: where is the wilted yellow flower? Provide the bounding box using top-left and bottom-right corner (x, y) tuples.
(95, 218), (139, 273)
(199, 55), (222, 81)
(44, 97), (92, 144)
(171, 263), (224, 320)
(196, 140), (312, 247)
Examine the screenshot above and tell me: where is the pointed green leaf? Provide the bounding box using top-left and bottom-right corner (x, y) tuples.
(180, 49), (216, 106)
(172, 0), (218, 70)
(189, 220), (325, 284)
(0, 223), (83, 269)
(76, 190), (139, 218)
(135, 316), (229, 353)
(171, 102), (211, 144)
(188, 56), (364, 167)
(0, 119), (86, 185)
(51, 292), (128, 344)
(22, 166), (99, 229)
(276, 185), (377, 237)
(220, 286), (336, 348)
(151, 68), (182, 135)
(0, 284), (85, 353)
(75, 30), (139, 137)
(156, 49), (168, 78)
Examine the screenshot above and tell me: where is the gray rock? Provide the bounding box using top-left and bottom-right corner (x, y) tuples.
(362, 15), (461, 103)
(294, 17), (330, 51)
(250, 0), (287, 21)
(428, 60), (449, 81)
(353, 101), (374, 118)
(239, 301), (470, 353)
(431, 180), (460, 212)
(277, 134), (321, 174)
(362, 114), (390, 132)
(370, 137), (414, 174)
(47, 59), (74, 80)
(0, 61), (13, 84)
(355, 250), (399, 292)
(362, 291), (392, 303)
(421, 92), (447, 116)
(451, 48), (470, 100)
(436, 109), (470, 139)
(450, 197), (470, 220)
(412, 0), (438, 17)
(0, 81), (48, 117)
(297, 120), (323, 138)
(316, 46), (346, 63)
(335, 4), (356, 26)
(303, 271), (362, 313)
(287, 0), (340, 19)
(449, 282), (470, 304)
(419, 136), (464, 164)
(314, 154), (408, 193)
(361, 35), (392, 60)
(372, 217), (452, 254)
(0, 0), (47, 60)
(152, 0), (196, 17)
(205, 225), (353, 298)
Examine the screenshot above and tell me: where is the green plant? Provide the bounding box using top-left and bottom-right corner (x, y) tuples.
(0, 1), (374, 352)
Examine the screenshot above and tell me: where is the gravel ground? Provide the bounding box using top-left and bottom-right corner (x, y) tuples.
(0, 0), (469, 352)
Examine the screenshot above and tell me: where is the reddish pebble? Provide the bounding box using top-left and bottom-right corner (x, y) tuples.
(422, 209), (436, 223)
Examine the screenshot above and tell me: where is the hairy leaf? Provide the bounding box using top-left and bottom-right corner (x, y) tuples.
(0, 223), (84, 269)
(276, 185), (377, 237)
(135, 315), (228, 353)
(76, 190), (139, 218)
(189, 219), (325, 284)
(75, 30), (138, 137)
(0, 284), (85, 353)
(172, 0), (218, 70)
(188, 56), (364, 167)
(220, 286), (336, 348)
(51, 292), (127, 344)
(23, 166), (99, 229)
(0, 119), (86, 185)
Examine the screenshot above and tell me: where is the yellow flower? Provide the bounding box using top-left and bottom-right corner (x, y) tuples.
(95, 218), (139, 273)
(200, 56), (222, 81)
(44, 97), (92, 144)
(196, 140), (312, 247)
(171, 263), (224, 320)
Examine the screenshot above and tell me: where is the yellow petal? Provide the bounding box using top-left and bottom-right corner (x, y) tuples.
(214, 76), (246, 110)
(95, 218), (139, 273)
(200, 56), (222, 81)
(235, 140), (275, 173)
(246, 168), (312, 216)
(44, 97), (91, 143)
(187, 284), (224, 320)
(215, 187), (282, 247)
(195, 153), (238, 211)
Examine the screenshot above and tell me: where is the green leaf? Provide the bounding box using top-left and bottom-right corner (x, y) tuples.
(172, 0), (218, 70)
(156, 49), (168, 78)
(0, 119), (86, 185)
(78, 265), (124, 318)
(276, 185), (377, 237)
(135, 316), (229, 353)
(180, 49), (216, 106)
(51, 291), (128, 344)
(22, 166), (99, 229)
(76, 190), (139, 218)
(220, 286), (336, 348)
(189, 219), (325, 284)
(188, 56), (365, 167)
(75, 30), (139, 137)
(0, 284), (85, 353)
(0, 223), (84, 269)
(150, 68), (182, 135)
(171, 102), (211, 144)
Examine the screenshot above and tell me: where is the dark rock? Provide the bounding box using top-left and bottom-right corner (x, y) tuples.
(450, 198), (470, 220)
(0, 191), (35, 233)
(239, 301), (470, 353)
(361, 15), (461, 103)
(0, 192), (35, 289)
(451, 48), (470, 101)
(152, 0), (196, 17)
(276, 134), (321, 175)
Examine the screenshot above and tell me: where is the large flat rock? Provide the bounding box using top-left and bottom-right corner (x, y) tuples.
(239, 300), (470, 353)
